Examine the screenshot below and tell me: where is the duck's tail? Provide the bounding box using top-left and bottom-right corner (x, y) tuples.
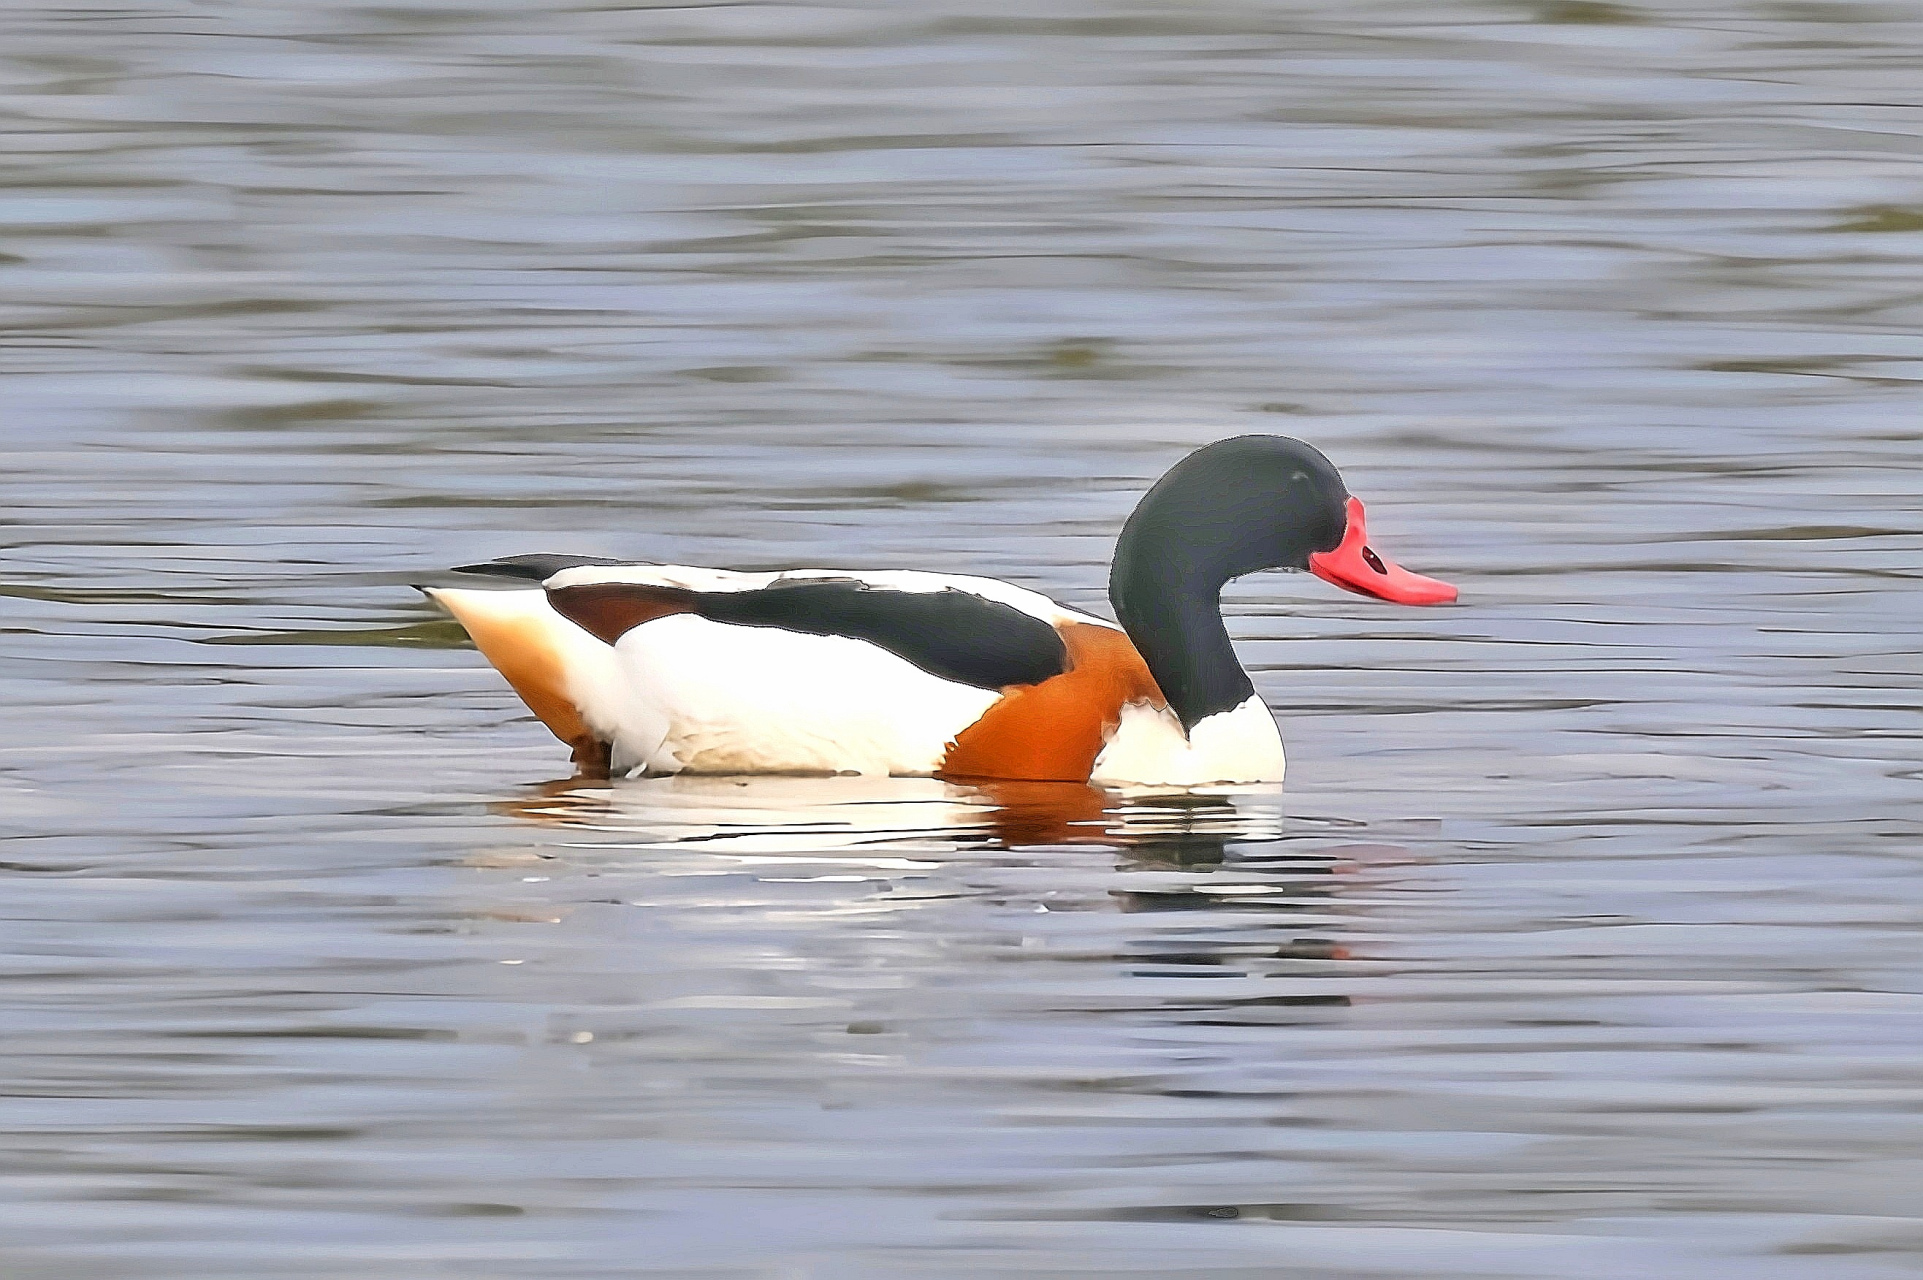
(422, 585), (617, 775)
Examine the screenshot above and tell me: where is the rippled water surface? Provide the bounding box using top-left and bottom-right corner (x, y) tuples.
(4, 1), (1922, 1275)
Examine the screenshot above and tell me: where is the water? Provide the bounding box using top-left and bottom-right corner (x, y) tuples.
(3, 0), (1920, 1275)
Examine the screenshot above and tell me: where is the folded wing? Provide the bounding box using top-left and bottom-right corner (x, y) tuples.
(545, 575), (1069, 691)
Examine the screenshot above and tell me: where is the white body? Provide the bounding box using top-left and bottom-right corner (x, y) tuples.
(433, 564), (1285, 786)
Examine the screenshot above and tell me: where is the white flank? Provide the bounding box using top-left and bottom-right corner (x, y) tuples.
(610, 614), (999, 776)
(1091, 694), (1285, 787)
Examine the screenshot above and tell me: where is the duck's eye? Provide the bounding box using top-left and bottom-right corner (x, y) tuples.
(1361, 546), (1387, 575)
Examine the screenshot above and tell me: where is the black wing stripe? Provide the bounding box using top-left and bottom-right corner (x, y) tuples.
(696, 582), (1067, 690)
(544, 577), (1068, 692)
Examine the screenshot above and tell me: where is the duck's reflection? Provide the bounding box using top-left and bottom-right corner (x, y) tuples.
(494, 772), (1291, 856)
(490, 773), (1362, 1023)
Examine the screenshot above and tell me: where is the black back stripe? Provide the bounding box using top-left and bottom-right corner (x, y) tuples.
(547, 577), (1068, 692)
(453, 553), (642, 582)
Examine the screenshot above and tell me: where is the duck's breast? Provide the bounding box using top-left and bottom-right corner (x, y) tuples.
(939, 622), (1162, 782)
(1091, 694), (1285, 787)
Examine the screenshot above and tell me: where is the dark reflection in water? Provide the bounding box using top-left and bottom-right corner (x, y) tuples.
(3, 0), (1922, 1275)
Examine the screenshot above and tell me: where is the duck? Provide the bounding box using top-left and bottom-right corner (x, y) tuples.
(424, 434), (1456, 786)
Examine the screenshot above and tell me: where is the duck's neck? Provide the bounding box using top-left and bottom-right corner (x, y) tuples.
(1109, 524), (1254, 732)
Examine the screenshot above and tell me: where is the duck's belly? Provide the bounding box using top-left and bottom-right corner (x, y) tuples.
(613, 614), (1002, 776)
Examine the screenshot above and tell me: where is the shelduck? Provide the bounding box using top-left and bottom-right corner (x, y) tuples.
(425, 435), (1456, 785)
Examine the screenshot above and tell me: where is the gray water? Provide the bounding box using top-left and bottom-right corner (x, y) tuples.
(3, 1), (1921, 1276)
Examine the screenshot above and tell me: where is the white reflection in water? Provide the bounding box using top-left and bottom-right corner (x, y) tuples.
(504, 773), (1286, 854)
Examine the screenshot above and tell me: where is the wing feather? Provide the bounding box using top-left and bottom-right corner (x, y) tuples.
(545, 575), (1070, 691)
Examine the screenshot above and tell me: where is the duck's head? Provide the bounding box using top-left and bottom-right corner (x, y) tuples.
(1112, 434), (1457, 606)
